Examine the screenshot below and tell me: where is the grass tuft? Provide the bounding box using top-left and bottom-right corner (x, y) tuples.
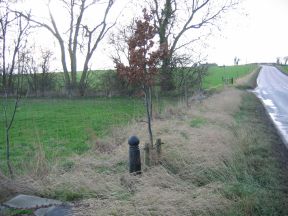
(190, 117), (207, 128)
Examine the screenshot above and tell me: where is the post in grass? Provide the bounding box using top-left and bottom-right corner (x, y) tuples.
(128, 136), (141, 174)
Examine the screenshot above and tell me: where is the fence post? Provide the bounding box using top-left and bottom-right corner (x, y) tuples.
(128, 136), (141, 174)
(144, 143), (150, 167)
(155, 139), (162, 165)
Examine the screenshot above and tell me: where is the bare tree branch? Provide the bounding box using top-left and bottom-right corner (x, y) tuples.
(17, 0), (116, 96)
(148, 0), (238, 91)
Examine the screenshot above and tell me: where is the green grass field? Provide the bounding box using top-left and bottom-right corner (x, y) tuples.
(0, 65), (257, 173)
(203, 64), (257, 89)
(0, 98), (146, 171)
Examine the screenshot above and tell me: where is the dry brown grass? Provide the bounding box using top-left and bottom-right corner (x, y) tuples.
(32, 88), (242, 215)
(0, 173), (38, 203)
(0, 139), (51, 202)
(235, 66), (261, 89)
(0, 87), (245, 215)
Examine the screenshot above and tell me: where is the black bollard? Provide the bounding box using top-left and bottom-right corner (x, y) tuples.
(128, 136), (141, 174)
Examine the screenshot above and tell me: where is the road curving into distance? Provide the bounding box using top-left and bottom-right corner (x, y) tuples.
(254, 65), (288, 147)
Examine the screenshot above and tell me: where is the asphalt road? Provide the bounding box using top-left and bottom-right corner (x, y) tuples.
(254, 65), (288, 147)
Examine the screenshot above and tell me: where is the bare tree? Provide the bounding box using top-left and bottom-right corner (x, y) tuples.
(19, 46), (38, 96)
(149, 0), (238, 91)
(234, 56), (240, 65)
(22, 46), (55, 97)
(0, 0), (30, 177)
(283, 56), (288, 65)
(19, 0), (115, 96)
(109, 20), (135, 65)
(0, 1), (30, 94)
(39, 49), (55, 96)
(172, 54), (207, 106)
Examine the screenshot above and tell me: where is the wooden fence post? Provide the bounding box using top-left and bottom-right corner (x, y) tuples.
(144, 143), (150, 167)
(155, 139), (162, 165)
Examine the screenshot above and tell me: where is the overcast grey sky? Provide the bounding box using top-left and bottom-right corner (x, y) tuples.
(21, 0), (288, 69)
(207, 0), (288, 65)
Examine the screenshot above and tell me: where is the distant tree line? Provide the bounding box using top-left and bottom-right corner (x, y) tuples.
(0, 66), (208, 98)
(0, 0), (237, 97)
(276, 56), (288, 65)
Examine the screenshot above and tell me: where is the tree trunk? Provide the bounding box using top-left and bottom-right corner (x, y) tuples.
(7, 75), (14, 95)
(160, 58), (174, 91)
(57, 36), (71, 97)
(41, 73), (45, 97)
(158, 0), (175, 92)
(5, 129), (13, 178)
(148, 86), (153, 120)
(79, 71), (88, 96)
(71, 60), (77, 96)
(144, 86), (153, 147)
(2, 74), (6, 91)
(3, 92), (18, 178)
(184, 78), (188, 107)
(78, 56), (91, 96)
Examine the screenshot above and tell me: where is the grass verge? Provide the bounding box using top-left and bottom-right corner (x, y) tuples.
(220, 93), (288, 215)
(236, 66), (261, 90)
(277, 65), (288, 75)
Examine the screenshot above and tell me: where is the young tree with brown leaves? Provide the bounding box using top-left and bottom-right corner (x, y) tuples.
(114, 9), (166, 146)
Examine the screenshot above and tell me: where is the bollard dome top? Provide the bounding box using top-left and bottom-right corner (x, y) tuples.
(128, 136), (140, 146)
